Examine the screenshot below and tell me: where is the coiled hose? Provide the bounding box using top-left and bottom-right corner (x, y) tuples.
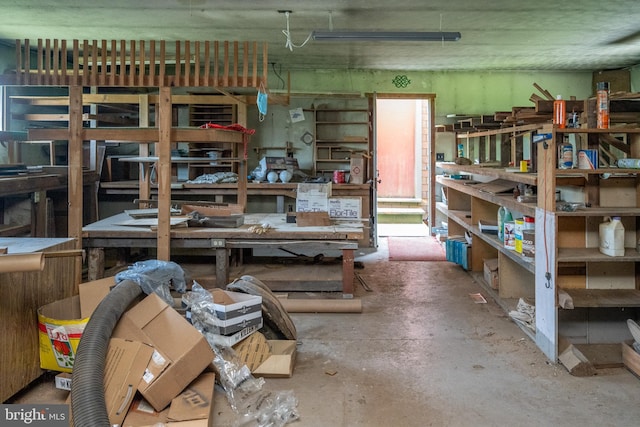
(71, 279), (142, 427)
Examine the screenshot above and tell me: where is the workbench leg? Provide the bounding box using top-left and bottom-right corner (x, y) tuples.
(276, 195), (284, 213)
(216, 247), (229, 287)
(88, 247), (105, 281)
(342, 248), (355, 298)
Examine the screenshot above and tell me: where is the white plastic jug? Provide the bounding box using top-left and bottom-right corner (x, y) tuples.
(599, 216), (625, 257)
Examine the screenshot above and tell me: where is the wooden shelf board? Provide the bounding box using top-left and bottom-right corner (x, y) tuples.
(555, 168), (640, 176)
(437, 176), (536, 217)
(558, 247), (640, 262)
(555, 206), (640, 217)
(555, 127), (640, 134)
(456, 123), (543, 139)
(437, 203), (471, 230)
(437, 163), (538, 186)
(28, 127), (247, 143)
(562, 289), (640, 308)
(470, 225), (535, 273)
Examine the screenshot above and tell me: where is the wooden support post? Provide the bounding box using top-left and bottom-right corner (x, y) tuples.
(68, 86), (83, 249)
(157, 87), (172, 261)
(342, 248), (355, 297)
(34, 190), (47, 237)
(88, 247), (105, 281)
(138, 94), (151, 208)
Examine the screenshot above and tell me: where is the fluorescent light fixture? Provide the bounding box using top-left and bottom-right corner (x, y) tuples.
(311, 31), (461, 42)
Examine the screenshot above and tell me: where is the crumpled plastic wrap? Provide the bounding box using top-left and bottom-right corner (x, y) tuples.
(114, 259), (186, 305)
(188, 282), (300, 427)
(187, 171), (238, 184)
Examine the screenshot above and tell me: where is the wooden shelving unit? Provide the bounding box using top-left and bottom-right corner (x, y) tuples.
(536, 125), (640, 362)
(313, 107), (371, 179)
(439, 123), (640, 365)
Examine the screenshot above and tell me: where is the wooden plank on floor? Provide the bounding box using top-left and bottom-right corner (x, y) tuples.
(574, 343), (624, 369)
(230, 263), (343, 292)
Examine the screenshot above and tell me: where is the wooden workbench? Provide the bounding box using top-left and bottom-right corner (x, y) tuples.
(82, 212), (363, 295)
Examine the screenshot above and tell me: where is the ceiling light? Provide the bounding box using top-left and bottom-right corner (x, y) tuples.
(311, 31), (461, 42)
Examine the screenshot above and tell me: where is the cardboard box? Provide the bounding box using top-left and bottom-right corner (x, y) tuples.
(37, 296), (88, 372)
(78, 276), (117, 318)
(296, 183), (332, 212)
(349, 153), (367, 184)
(208, 321), (263, 347)
(54, 372), (73, 391)
(328, 197), (361, 219)
(122, 371), (216, 427)
(209, 289), (262, 320)
(483, 258), (499, 290)
(233, 333), (297, 378)
(209, 310), (262, 335)
(113, 293), (215, 411)
(105, 338), (155, 426)
(622, 340), (640, 378)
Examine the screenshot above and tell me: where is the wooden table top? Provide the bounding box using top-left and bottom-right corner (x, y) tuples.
(83, 212), (364, 241)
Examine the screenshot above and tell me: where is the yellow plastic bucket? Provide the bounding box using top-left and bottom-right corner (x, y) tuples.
(37, 295), (88, 372)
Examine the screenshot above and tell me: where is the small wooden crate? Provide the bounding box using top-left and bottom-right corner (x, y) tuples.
(621, 340), (640, 378)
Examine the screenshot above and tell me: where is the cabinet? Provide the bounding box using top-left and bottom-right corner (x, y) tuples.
(536, 126), (640, 362)
(313, 108), (371, 180)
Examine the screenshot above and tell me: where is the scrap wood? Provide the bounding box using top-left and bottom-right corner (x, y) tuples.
(469, 293), (487, 304)
(533, 82), (555, 101)
(599, 133), (631, 154)
(529, 93), (545, 104)
(355, 272), (372, 292)
(558, 336), (596, 377)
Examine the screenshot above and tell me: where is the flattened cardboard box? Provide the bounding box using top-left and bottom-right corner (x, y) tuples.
(233, 332), (297, 378)
(113, 293), (215, 411)
(78, 276), (117, 318)
(122, 371), (216, 427)
(104, 338), (155, 426)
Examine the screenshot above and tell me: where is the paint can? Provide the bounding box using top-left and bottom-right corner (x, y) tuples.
(504, 221), (516, 250)
(333, 170), (347, 184)
(577, 149), (598, 170)
(522, 229), (535, 259)
(559, 142), (573, 169)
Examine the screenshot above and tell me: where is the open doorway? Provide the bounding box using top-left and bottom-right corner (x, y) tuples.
(373, 94), (435, 239)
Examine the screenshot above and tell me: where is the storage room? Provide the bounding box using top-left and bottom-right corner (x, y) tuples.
(1, 2), (640, 426)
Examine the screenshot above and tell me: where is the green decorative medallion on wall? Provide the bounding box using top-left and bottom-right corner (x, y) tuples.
(392, 75), (411, 88)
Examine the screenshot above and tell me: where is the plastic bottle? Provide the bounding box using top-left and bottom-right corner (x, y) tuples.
(558, 137), (573, 169)
(553, 95), (566, 128)
(599, 216), (624, 257)
(497, 206), (513, 243)
(596, 81), (610, 129)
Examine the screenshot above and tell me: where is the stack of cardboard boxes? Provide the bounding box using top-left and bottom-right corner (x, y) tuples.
(38, 276), (297, 426)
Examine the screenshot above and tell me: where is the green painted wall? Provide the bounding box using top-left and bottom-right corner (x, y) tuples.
(274, 69), (596, 124)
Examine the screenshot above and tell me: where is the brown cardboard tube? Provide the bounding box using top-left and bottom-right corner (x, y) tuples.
(279, 298), (362, 313)
(0, 252), (45, 273)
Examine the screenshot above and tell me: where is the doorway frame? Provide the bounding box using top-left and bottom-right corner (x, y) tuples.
(367, 92), (437, 234)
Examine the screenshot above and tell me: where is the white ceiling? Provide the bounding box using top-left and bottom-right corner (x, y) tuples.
(0, 0), (639, 73)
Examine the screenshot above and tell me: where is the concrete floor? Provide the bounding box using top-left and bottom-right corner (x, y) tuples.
(8, 236), (640, 426)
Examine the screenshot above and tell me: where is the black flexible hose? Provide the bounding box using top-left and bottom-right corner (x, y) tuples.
(71, 279), (142, 427)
